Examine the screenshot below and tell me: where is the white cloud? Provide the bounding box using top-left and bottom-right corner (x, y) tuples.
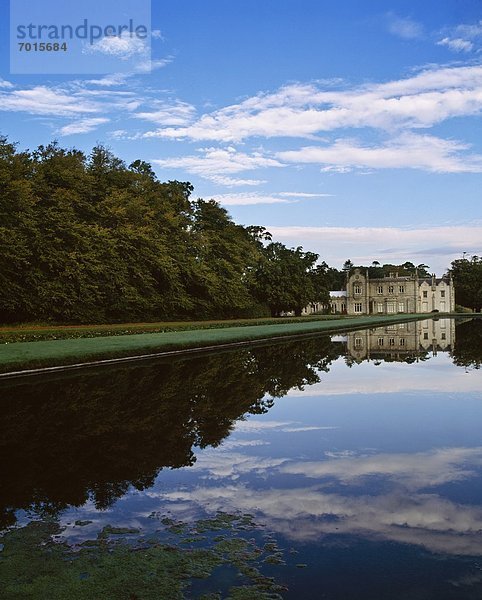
(135, 100), (196, 126)
(277, 133), (482, 173)
(437, 37), (474, 52)
(0, 86), (99, 116)
(84, 73), (130, 86)
(277, 191), (332, 198)
(211, 193), (292, 206)
(140, 64), (482, 142)
(58, 117), (110, 136)
(152, 146), (284, 184)
(206, 175), (266, 186)
(454, 21), (482, 39)
(0, 78), (14, 89)
(206, 190), (331, 204)
(436, 20), (482, 54)
(151, 29), (164, 40)
(387, 14), (424, 40)
(265, 224), (482, 273)
(84, 32), (149, 60)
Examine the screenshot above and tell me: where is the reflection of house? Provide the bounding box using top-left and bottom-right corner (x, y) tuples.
(327, 269), (454, 315)
(344, 318), (455, 362)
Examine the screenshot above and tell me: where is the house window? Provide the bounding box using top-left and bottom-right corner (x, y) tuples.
(377, 285), (383, 294)
(398, 302), (404, 313)
(400, 338), (405, 346)
(377, 337), (384, 347)
(423, 290), (428, 298)
(389, 338), (395, 346)
(441, 290), (445, 298)
(354, 284), (362, 295)
(387, 302), (396, 313)
(354, 337), (362, 348)
(423, 332), (429, 340)
(377, 302), (384, 313)
(341, 303), (346, 312)
(399, 285), (405, 293)
(441, 333), (446, 340)
(354, 302), (363, 313)
(388, 285), (394, 293)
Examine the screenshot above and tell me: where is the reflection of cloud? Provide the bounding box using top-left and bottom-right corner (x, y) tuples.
(152, 444), (482, 555)
(285, 354), (482, 396)
(234, 420), (337, 433)
(158, 484), (482, 555)
(282, 426), (333, 432)
(281, 447), (482, 489)
(219, 439), (270, 450)
(188, 451), (287, 480)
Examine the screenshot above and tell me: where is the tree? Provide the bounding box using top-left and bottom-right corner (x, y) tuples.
(449, 255), (482, 311)
(416, 263), (431, 278)
(343, 259), (353, 272)
(251, 242), (320, 316)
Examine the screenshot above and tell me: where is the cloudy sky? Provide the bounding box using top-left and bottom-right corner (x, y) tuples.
(1, 0), (481, 272)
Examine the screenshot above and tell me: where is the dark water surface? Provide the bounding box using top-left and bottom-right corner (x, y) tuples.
(1, 317), (481, 599)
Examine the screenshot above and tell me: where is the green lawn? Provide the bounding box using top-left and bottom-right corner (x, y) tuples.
(0, 314), (349, 343)
(0, 313), (437, 375)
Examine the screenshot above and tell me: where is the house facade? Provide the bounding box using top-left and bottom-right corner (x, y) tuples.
(326, 268), (455, 315)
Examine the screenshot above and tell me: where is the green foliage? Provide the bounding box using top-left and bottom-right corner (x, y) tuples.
(0, 137), (328, 324)
(450, 255), (482, 312)
(251, 242), (324, 316)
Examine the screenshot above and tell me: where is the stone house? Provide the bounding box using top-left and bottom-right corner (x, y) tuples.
(325, 268), (455, 315)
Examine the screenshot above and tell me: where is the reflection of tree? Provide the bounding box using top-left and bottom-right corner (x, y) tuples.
(0, 336), (341, 528)
(451, 318), (482, 369)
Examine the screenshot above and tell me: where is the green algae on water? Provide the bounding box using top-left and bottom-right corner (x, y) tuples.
(0, 513), (289, 599)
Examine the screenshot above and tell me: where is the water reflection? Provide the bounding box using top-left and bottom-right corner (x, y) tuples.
(0, 317), (481, 556)
(345, 317), (455, 362)
(0, 335), (340, 528)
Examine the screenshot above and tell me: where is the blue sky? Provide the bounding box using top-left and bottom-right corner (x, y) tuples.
(1, 0), (481, 272)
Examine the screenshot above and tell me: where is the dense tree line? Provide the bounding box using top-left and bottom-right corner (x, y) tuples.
(0, 137), (331, 323)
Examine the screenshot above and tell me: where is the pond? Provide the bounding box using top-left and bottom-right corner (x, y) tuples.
(0, 317), (481, 599)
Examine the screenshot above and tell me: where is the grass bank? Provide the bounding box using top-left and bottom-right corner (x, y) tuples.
(0, 314), (351, 344)
(0, 313), (437, 376)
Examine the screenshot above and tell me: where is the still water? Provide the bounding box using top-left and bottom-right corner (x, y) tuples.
(1, 317), (481, 599)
